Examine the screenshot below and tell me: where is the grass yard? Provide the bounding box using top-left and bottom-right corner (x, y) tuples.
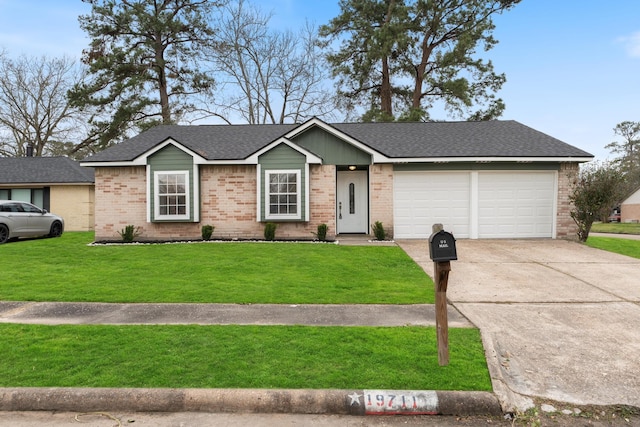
(590, 222), (640, 234)
(586, 236), (640, 258)
(0, 232), (493, 392)
(0, 324), (491, 391)
(0, 232), (434, 304)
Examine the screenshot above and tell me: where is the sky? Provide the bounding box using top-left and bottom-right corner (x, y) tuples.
(0, 0), (638, 161)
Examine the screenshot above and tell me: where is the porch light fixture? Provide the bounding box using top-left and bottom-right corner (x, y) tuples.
(348, 165), (357, 171)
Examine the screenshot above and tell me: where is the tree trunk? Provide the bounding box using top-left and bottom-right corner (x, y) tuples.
(412, 34), (432, 109)
(380, 56), (392, 117)
(379, 0), (396, 118)
(155, 36), (171, 124)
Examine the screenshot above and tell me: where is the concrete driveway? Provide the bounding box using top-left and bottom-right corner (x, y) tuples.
(398, 239), (640, 412)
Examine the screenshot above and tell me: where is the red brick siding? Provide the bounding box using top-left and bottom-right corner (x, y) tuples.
(94, 167), (148, 240)
(556, 162), (579, 240)
(95, 164), (339, 241)
(370, 164), (394, 238)
(95, 163), (579, 241)
(308, 165), (337, 240)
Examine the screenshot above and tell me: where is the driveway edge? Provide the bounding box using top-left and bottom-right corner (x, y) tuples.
(0, 388), (502, 416)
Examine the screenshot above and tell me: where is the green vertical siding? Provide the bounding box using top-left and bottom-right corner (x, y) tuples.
(148, 144), (196, 222)
(293, 127), (371, 165)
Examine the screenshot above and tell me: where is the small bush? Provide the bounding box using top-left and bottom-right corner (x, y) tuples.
(201, 225), (215, 240)
(118, 225), (141, 243)
(313, 223), (328, 241)
(371, 221), (386, 241)
(264, 222), (278, 241)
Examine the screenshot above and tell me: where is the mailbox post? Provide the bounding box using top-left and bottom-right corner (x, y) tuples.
(428, 224), (457, 366)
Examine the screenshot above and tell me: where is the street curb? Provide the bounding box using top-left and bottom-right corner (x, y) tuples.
(0, 388), (502, 416)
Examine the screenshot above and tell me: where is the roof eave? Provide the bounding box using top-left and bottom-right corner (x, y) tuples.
(0, 181), (94, 186)
(387, 156), (594, 163)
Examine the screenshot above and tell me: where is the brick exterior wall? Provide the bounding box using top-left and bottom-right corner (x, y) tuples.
(95, 164), (338, 241)
(200, 165), (261, 239)
(308, 165), (337, 239)
(95, 162), (578, 241)
(94, 166), (148, 240)
(556, 162), (579, 240)
(369, 164), (394, 238)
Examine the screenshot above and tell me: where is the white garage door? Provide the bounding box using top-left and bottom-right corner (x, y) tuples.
(393, 171), (556, 239)
(393, 172), (471, 239)
(478, 172), (555, 238)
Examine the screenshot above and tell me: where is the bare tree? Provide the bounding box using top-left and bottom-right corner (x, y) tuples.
(207, 0), (335, 124)
(0, 54), (85, 157)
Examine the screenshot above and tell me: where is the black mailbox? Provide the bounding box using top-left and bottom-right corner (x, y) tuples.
(429, 230), (457, 262)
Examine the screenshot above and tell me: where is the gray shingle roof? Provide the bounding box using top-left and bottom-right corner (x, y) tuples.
(0, 156), (95, 184)
(333, 121), (593, 158)
(82, 120), (593, 163)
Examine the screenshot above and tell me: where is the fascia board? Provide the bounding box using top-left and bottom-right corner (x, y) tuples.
(80, 161), (141, 167)
(81, 138), (208, 168)
(388, 156), (594, 163)
(0, 182), (93, 186)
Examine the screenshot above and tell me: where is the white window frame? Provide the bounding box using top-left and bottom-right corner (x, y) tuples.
(265, 169), (301, 220)
(154, 170), (190, 221)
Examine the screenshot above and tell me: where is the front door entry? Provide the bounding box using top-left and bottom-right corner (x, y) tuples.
(336, 170), (368, 234)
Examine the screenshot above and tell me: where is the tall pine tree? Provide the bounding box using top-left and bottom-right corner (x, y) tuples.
(69, 0), (222, 153)
(320, 0), (520, 122)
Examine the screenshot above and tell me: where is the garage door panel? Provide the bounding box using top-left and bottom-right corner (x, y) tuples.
(478, 172), (554, 238)
(394, 170), (555, 239)
(393, 172), (470, 239)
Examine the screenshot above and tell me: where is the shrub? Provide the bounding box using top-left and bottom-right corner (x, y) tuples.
(201, 225), (215, 240)
(118, 225), (141, 243)
(371, 221), (386, 241)
(264, 222), (278, 241)
(313, 223), (328, 241)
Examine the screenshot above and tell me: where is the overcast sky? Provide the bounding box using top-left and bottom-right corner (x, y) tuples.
(0, 0), (638, 161)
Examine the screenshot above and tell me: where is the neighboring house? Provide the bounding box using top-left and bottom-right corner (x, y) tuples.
(621, 188), (640, 223)
(80, 118), (593, 241)
(0, 156), (95, 231)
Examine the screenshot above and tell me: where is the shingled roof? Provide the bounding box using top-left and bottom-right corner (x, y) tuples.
(82, 120), (593, 163)
(0, 156), (94, 184)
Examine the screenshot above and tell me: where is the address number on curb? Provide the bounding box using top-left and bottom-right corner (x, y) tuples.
(352, 390), (438, 415)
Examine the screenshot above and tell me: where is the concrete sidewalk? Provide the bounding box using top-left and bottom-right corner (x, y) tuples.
(0, 302), (473, 327)
(0, 301), (495, 416)
(398, 239), (640, 413)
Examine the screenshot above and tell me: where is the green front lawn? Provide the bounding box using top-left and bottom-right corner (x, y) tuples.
(586, 236), (640, 258)
(590, 222), (640, 234)
(1, 232), (434, 304)
(0, 232), (492, 392)
(0, 324), (491, 391)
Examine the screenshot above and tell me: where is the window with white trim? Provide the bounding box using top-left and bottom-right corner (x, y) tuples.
(154, 171), (190, 220)
(266, 170), (301, 220)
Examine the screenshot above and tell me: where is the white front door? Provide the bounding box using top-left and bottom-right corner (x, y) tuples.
(336, 170), (368, 233)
